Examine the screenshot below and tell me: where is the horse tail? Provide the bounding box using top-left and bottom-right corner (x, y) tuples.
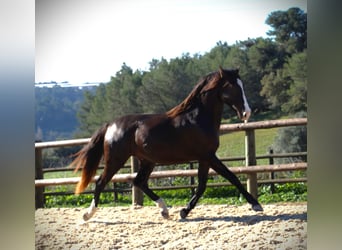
(70, 123), (109, 194)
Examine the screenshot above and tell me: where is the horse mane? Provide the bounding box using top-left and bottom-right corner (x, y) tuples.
(166, 71), (221, 118)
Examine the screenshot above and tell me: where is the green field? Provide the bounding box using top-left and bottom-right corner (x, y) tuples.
(217, 127), (279, 166)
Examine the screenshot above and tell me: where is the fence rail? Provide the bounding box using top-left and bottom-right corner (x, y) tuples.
(35, 118), (307, 208)
(35, 162), (306, 187)
(41, 152), (307, 173)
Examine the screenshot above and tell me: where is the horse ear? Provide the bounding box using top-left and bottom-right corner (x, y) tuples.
(235, 66), (240, 74)
(219, 66), (224, 78)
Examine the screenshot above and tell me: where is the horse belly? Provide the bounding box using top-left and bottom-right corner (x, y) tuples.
(135, 127), (217, 164)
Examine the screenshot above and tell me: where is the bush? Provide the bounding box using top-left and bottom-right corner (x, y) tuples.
(272, 111), (307, 163)
(44, 181), (307, 208)
(258, 182), (307, 203)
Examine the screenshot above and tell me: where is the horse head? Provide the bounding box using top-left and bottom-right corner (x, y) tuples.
(218, 67), (251, 122)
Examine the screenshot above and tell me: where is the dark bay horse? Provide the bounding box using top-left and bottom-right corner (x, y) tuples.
(70, 67), (263, 221)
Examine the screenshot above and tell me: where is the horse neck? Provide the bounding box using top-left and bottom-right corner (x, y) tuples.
(168, 87), (224, 132)
(199, 91), (224, 131)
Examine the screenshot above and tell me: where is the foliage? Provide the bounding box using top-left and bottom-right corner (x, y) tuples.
(260, 50), (307, 113)
(75, 64), (144, 136)
(75, 89), (98, 137)
(247, 37), (286, 74)
(44, 182), (307, 208)
(138, 56), (197, 113)
(106, 64), (143, 117)
(42, 146), (82, 168)
(35, 85), (94, 141)
(266, 7), (307, 54)
(282, 51), (307, 113)
(260, 7), (307, 113)
(272, 111), (307, 163)
(260, 69), (292, 112)
(45, 188), (121, 208)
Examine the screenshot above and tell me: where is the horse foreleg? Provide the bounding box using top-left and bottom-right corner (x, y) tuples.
(209, 155), (263, 212)
(180, 162), (209, 219)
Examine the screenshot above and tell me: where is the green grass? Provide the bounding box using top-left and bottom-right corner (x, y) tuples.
(217, 127), (279, 166)
(44, 182), (307, 208)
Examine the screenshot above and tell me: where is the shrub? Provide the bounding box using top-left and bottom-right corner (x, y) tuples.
(272, 111), (307, 163)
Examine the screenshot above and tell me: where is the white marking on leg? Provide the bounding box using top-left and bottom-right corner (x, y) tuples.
(83, 199), (97, 221)
(237, 79), (251, 121)
(104, 123), (123, 144)
(155, 198), (169, 218)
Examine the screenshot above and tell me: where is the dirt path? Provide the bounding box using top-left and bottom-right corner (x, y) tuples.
(35, 203), (307, 249)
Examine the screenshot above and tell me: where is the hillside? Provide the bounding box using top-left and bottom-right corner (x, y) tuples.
(35, 85), (97, 141)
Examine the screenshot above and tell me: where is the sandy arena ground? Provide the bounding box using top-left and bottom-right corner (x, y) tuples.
(35, 202), (307, 249)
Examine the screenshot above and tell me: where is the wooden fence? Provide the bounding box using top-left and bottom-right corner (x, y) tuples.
(35, 118), (307, 208)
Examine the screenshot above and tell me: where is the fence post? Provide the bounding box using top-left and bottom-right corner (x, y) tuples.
(245, 129), (258, 199)
(268, 148), (275, 194)
(131, 156), (144, 206)
(35, 147), (44, 209)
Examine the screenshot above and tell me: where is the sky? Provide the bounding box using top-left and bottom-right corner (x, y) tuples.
(35, 0), (307, 85)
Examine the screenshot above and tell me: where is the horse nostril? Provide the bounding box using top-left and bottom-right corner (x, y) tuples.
(243, 112), (247, 118)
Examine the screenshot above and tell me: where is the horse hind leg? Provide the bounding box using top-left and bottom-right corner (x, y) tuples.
(82, 175), (108, 221)
(83, 151), (129, 221)
(83, 195), (97, 221)
(133, 160), (169, 219)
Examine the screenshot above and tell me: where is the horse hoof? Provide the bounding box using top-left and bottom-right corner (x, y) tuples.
(83, 213), (91, 221)
(161, 211), (169, 219)
(252, 204), (263, 212)
(180, 208), (188, 219)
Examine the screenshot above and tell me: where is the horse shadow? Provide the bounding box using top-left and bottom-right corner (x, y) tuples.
(85, 219), (163, 226)
(181, 212), (307, 225)
(85, 213), (306, 226)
